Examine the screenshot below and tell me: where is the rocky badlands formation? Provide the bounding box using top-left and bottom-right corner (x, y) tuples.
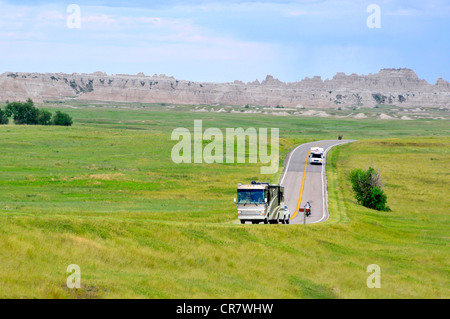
(0, 68), (448, 108)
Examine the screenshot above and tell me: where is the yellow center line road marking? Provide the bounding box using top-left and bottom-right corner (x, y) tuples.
(290, 150), (310, 220)
(290, 143), (323, 221)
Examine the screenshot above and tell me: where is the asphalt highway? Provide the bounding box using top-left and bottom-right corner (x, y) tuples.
(280, 140), (356, 224)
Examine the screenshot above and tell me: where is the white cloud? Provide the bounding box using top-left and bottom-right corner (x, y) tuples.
(386, 8), (418, 16)
(286, 10), (310, 16)
(37, 10), (66, 21)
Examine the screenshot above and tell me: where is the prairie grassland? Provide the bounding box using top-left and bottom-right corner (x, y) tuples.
(325, 137), (449, 298)
(0, 104), (448, 298)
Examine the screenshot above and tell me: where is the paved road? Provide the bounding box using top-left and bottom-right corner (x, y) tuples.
(280, 140), (355, 224)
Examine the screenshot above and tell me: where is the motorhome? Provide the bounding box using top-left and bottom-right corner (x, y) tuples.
(309, 147), (324, 165)
(234, 181), (290, 224)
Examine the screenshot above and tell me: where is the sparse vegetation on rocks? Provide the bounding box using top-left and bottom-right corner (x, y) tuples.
(1, 68), (449, 108)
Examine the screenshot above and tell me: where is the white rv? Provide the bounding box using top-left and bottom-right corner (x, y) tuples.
(234, 181), (290, 224)
(309, 147), (324, 165)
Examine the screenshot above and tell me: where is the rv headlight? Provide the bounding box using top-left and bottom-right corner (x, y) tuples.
(260, 211), (265, 215)
(237, 211), (241, 215)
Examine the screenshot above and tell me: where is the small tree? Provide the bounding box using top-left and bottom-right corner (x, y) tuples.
(0, 108), (9, 124)
(4, 99), (74, 127)
(6, 99), (39, 125)
(37, 110), (53, 125)
(53, 111), (73, 126)
(349, 167), (390, 211)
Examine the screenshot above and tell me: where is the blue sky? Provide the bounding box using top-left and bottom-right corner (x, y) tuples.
(0, 0), (449, 83)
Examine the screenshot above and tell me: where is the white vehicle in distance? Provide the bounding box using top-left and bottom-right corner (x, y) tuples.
(309, 147), (324, 165)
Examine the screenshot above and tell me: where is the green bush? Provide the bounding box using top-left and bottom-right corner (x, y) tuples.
(3, 99), (73, 126)
(5, 98), (39, 125)
(37, 110), (53, 125)
(349, 167), (390, 211)
(53, 111), (73, 126)
(0, 108), (9, 124)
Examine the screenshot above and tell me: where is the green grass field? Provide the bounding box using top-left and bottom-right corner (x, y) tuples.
(0, 102), (448, 298)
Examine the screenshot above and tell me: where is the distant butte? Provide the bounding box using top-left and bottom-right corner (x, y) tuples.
(0, 69), (448, 108)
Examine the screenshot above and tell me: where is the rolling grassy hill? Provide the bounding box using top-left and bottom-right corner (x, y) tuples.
(0, 102), (448, 298)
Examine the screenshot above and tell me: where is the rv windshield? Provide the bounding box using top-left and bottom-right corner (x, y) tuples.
(311, 153), (322, 158)
(237, 189), (264, 204)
